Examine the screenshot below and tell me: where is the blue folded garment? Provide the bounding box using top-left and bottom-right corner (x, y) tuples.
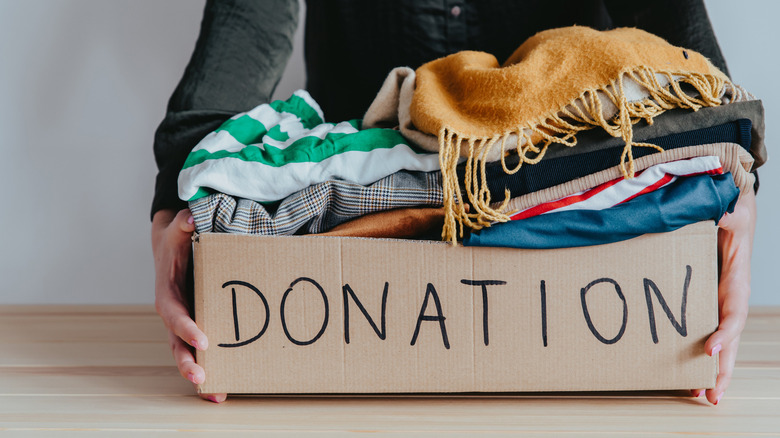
(463, 172), (739, 249)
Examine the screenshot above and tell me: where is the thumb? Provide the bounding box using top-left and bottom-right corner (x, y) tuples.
(173, 208), (196, 235)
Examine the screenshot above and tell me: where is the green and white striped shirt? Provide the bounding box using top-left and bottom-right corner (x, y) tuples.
(178, 90), (440, 203)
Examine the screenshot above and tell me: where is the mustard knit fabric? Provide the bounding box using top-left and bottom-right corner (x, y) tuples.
(409, 26), (732, 243)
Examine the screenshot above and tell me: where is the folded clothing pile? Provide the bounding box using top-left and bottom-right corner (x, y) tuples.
(178, 26), (766, 247)
(179, 90), (445, 238)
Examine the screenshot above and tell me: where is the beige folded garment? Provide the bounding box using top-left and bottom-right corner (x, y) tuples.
(499, 142), (756, 215)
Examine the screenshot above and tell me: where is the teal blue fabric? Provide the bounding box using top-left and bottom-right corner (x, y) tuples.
(463, 172), (739, 249)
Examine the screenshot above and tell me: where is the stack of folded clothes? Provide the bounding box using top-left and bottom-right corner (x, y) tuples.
(178, 90), (447, 239)
(178, 26), (766, 247)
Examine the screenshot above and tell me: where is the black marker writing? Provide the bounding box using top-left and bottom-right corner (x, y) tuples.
(540, 280), (548, 347)
(411, 283), (450, 349)
(280, 277), (329, 346)
(343, 282), (388, 344)
(644, 265), (691, 344)
(218, 280), (270, 348)
(460, 279), (507, 346)
(580, 278), (627, 345)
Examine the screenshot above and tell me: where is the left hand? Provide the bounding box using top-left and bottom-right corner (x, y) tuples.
(691, 188), (756, 405)
(152, 208), (227, 403)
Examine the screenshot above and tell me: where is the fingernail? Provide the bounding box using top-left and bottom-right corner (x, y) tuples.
(192, 338), (207, 350)
(693, 389), (704, 398)
(187, 373), (197, 384)
(714, 393), (722, 405)
(710, 344), (722, 356)
(208, 395), (220, 403)
(187, 215), (194, 224)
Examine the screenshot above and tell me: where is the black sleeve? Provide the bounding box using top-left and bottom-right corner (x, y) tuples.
(151, 0), (299, 219)
(604, 0), (729, 77)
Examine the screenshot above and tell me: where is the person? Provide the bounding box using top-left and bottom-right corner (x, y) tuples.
(151, 0), (756, 404)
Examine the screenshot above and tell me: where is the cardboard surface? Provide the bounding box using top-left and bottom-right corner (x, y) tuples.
(194, 222), (718, 394)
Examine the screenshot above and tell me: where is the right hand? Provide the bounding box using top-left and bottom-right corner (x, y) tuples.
(152, 208), (227, 403)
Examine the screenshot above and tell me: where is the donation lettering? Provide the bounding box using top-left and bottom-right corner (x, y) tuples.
(218, 266), (692, 349)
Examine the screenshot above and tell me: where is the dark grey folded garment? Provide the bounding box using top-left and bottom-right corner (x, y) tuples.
(460, 100), (765, 202)
(189, 171), (443, 235)
(541, 99), (766, 164)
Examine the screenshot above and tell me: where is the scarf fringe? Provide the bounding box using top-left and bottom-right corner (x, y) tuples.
(439, 66), (731, 244)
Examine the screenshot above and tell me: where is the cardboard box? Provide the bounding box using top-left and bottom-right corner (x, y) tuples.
(194, 221), (718, 394)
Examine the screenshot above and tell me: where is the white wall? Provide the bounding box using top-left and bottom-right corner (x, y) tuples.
(0, 0), (776, 305)
(706, 0), (780, 306)
(0, 0), (208, 304)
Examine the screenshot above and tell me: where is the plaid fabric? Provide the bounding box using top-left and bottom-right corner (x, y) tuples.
(189, 170), (443, 235)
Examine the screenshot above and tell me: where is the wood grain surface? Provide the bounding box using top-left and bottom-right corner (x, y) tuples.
(0, 305), (778, 436)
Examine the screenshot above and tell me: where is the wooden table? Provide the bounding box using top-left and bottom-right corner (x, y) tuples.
(1, 305), (778, 436)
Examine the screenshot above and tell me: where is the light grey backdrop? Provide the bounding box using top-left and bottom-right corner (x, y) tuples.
(0, 0), (776, 305)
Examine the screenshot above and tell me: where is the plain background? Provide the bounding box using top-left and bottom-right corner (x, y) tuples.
(0, 0), (776, 305)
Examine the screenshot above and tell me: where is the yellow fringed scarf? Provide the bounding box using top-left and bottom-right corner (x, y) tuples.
(409, 26), (732, 244)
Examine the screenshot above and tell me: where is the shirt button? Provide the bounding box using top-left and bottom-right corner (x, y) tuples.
(450, 5), (462, 17)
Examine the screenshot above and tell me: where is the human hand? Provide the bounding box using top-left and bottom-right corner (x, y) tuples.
(691, 189), (756, 405)
(152, 208), (227, 403)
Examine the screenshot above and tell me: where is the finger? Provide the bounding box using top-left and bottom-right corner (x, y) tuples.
(721, 189), (756, 231)
(172, 311), (209, 351)
(703, 299), (747, 405)
(174, 208), (196, 235)
(706, 278), (749, 355)
(169, 331), (205, 385)
(705, 299), (748, 355)
(199, 393), (228, 403)
(158, 296), (208, 350)
(706, 336), (740, 405)
(690, 389), (705, 398)
(169, 332), (227, 402)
